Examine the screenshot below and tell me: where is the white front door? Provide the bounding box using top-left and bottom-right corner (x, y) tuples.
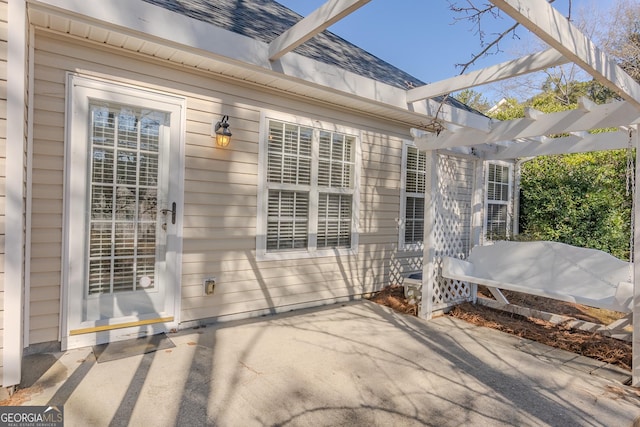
(63, 75), (184, 350)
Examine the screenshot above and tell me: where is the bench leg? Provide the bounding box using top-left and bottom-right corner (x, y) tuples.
(487, 286), (510, 305)
(476, 298), (632, 342)
(604, 313), (632, 330)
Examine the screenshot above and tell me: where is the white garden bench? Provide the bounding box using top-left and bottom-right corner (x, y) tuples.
(441, 241), (634, 337)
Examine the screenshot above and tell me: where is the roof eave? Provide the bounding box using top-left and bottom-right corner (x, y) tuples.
(28, 0), (491, 132)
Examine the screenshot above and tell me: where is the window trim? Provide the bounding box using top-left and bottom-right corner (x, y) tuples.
(256, 110), (361, 261)
(399, 141), (426, 251)
(483, 160), (514, 242)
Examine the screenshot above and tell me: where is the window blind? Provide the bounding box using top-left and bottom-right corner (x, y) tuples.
(265, 119), (357, 253)
(486, 163), (511, 240)
(402, 145), (427, 246)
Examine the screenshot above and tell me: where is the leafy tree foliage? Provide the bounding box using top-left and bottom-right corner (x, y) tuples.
(454, 89), (491, 113)
(487, 81), (632, 260)
(488, 98), (523, 121)
(450, 0), (638, 259)
(519, 151), (632, 260)
(537, 77), (621, 107)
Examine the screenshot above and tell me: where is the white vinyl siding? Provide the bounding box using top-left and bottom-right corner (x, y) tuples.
(485, 162), (513, 241)
(259, 115), (359, 260)
(30, 31), (399, 340)
(399, 143), (426, 250)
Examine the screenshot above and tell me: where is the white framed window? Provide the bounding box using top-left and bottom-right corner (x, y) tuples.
(484, 161), (513, 241)
(399, 142), (427, 250)
(257, 111), (360, 260)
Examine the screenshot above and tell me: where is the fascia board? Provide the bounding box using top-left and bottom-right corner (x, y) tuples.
(31, 0), (271, 67)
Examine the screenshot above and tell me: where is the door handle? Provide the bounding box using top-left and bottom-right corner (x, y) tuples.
(161, 202), (177, 225)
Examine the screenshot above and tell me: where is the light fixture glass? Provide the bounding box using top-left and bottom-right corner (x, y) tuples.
(214, 115), (232, 147)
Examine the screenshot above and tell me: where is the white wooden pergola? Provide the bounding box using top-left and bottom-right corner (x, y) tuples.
(269, 0), (640, 387)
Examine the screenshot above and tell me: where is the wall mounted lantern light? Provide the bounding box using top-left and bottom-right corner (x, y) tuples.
(213, 115), (232, 147)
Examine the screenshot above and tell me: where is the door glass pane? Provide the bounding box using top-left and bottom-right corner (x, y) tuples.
(116, 151), (138, 186)
(87, 104), (166, 295)
(90, 186), (113, 220)
(140, 154), (159, 187)
(113, 258), (135, 292)
(88, 259), (111, 295)
(92, 148), (114, 184)
(91, 107), (115, 147)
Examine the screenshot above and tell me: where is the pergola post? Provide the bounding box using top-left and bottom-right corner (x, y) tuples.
(470, 160), (485, 248)
(468, 159), (486, 304)
(420, 150), (439, 320)
(633, 125), (640, 387)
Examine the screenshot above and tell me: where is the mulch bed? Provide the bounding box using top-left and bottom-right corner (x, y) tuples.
(369, 285), (632, 371)
(369, 284), (418, 316)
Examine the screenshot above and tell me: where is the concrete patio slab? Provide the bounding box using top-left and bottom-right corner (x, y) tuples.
(6, 301), (640, 426)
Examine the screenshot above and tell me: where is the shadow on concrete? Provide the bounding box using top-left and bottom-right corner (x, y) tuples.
(14, 301), (640, 426)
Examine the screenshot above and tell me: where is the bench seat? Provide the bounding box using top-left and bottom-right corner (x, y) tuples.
(441, 241), (633, 313)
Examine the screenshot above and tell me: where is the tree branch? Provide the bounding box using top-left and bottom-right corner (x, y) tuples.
(426, 0), (568, 131)
(456, 21), (520, 75)
(448, 0), (560, 73)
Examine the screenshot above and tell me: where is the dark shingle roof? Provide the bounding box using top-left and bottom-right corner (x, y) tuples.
(143, 0), (476, 112)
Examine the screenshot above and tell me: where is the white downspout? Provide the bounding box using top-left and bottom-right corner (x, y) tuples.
(4, 0), (27, 389)
(632, 125), (640, 387)
(23, 25), (35, 352)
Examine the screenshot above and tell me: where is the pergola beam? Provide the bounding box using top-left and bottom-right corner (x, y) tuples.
(406, 48), (568, 103)
(489, 99), (640, 141)
(486, 130), (631, 160)
(415, 99), (640, 150)
(490, 0), (640, 110)
(268, 0), (370, 61)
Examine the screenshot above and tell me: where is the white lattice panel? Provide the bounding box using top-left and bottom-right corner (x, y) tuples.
(389, 249), (423, 285)
(430, 154), (475, 311)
